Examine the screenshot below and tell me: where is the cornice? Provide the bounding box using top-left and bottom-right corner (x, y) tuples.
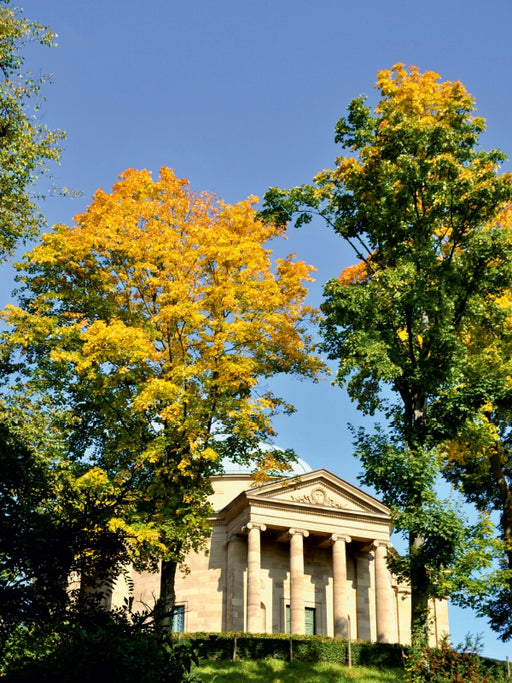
(248, 496), (391, 526)
(238, 492), (389, 521)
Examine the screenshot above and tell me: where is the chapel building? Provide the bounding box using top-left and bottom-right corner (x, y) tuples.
(127, 458), (449, 644)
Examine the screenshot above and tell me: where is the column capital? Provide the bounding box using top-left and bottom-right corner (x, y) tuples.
(331, 534), (351, 545)
(288, 528), (309, 538)
(372, 540), (390, 551)
(245, 522), (267, 533)
(226, 532), (244, 545)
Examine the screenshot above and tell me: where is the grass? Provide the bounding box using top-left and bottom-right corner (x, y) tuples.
(195, 659), (405, 682)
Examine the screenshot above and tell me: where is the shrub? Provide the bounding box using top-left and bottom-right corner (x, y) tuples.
(183, 631), (405, 666)
(404, 637), (508, 683)
(352, 641), (404, 667)
(1, 615), (200, 683)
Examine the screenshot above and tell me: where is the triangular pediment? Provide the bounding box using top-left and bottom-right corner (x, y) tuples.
(246, 469), (389, 517)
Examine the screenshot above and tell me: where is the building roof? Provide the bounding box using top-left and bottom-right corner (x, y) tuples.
(220, 443), (313, 476)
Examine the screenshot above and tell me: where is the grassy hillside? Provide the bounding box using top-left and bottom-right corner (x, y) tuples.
(196, 659), (405, 682)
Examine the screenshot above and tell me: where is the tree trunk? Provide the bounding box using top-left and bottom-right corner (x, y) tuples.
(409, 532), (430, 646)
(409, 392), (430, 645)
(156, 558), (178, 628)
(488, 447), (512, 571)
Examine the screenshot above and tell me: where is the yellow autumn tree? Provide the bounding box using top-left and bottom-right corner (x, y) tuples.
(4, 167), (324, 622)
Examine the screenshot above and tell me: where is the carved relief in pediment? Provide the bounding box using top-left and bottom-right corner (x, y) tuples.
(261, 482), (375, 513)
(287, 486), (352, 509)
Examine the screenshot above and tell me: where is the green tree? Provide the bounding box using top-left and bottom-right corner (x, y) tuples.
(3, 167), (324, 624)
(0, 393), (135, 631)
(0, 0), (69, 632)
(261, 64), (512, 641)
(0, 1), (63, 259)
(435, 277), (512, 640)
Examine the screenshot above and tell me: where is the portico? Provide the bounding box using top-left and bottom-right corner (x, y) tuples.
(217, 469), (395, 639)
(129, 466), (449, 645)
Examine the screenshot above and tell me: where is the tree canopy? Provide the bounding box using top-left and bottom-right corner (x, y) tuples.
(0, 1), (64, 259)
(262, 64), (512, 640)
(3, 166), (324, 622)
(437, 280), (512, 639)
(0, 0), (70, 636)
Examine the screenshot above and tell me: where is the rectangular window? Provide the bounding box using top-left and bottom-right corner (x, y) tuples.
(172, 605), (185, 632)
(305, 607), (316, 635)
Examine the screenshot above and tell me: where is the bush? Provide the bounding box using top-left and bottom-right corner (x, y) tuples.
(1, 615), (200, 683)
(352, 640), (404, 667)
(404, 637), (509, 683)
(183, 631), (404, 666)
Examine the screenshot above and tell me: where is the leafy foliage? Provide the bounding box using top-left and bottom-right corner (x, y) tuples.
(404, 636), (508, 683)
(261, 64), (512, 639)
(0, 397), (134, 631)
(0, 609), (200, 683)
(177, 631), (404, 667)
(0, 1), (64, 259)
(434, 283), (512, 638)
(3, 166), (324, 620)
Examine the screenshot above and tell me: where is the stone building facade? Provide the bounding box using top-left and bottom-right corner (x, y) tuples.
(128, 462), (449, 644)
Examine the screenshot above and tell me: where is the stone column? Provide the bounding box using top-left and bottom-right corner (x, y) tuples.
(374, 541), (393, 643)
(246, 522), (266, 632)
(331, 534), (351, 638)
(289, 528), (309, 635)
(226, 533), (245, 632)
(356, 551), (372, 641)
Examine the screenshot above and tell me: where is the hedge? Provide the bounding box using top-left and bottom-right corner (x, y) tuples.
(176, 632), (405, 667)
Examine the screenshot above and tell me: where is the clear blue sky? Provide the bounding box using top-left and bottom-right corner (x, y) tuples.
(12, 0), (512, 660)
